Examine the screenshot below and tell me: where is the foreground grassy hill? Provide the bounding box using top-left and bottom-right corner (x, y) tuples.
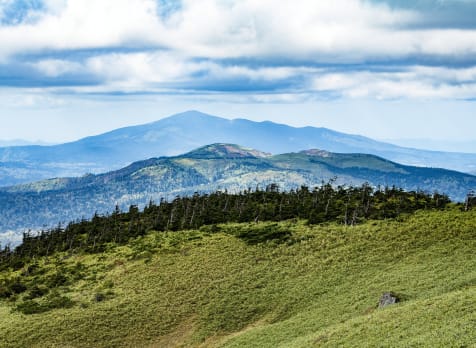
(0, 207), (475, 347)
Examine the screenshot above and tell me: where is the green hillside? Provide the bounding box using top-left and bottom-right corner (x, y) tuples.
(1, 206), (475, 347)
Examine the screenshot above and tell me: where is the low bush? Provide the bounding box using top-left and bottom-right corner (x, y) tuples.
(227, 223), (292, 245)
(15, 292), (74, 314)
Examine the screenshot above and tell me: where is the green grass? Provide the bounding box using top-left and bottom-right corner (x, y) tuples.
(0, 207), (475, 347)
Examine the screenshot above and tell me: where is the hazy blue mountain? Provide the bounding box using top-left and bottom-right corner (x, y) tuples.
(1, 110), (476, 187)
(1, 143), (475, 244)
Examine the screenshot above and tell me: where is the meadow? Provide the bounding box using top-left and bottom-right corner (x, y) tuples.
(0, 207), (475, 347)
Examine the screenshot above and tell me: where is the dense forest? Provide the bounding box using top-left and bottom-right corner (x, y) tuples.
(0, 183), (452, 271)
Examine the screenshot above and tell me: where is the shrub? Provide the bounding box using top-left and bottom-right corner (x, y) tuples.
(94, 293), (106, 302)
(15, 292), (74, 314)
(15, 300), (44, 314)
(229, 224), (292, 245)
(93, 289), (114, 303)
(25, 285), (49, 300)
(10, 282), (27, 294)
(45, 271), (69, 288)
(0, 285), (13, 298)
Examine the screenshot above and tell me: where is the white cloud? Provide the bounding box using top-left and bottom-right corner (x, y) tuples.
(34, 58), (82, 76)
(30, 51), (314, 91)
(0, 0), (162, 61)
(1, 0), (476, 100)
(311, 66), (476, 99)
(42, 0), (68, 13)
(85, 52), (191, 87)
(202, 63), (317, 82)
(411, 66), (476, 83)
(27, 50), (476, 100)
(156, 0), (421, 59)
(0, 0), (475, 62)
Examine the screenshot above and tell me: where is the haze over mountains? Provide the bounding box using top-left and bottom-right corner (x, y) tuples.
(1, 143), (475, 245)
(1, 111), (476, 187)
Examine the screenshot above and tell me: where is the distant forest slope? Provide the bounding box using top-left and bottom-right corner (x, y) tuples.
(1, 143), (475, 242)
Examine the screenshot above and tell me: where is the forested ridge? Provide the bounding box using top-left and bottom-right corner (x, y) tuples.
(2, 143), (476, 236)
(1, 183), (451, 270)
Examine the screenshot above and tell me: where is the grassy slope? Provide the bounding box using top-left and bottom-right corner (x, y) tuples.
(0, 207), (475, 347)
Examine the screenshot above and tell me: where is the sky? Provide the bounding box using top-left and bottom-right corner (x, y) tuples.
(0, 0), (475, 151)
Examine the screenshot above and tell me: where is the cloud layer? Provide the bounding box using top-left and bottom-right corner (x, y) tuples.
(0, 0), (475, 100)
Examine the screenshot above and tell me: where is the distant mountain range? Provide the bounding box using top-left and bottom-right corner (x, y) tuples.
(1, 143), (475, 244)
(1, 110), (476, 187)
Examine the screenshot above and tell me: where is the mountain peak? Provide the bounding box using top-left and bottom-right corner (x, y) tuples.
(161, 110), (223, 123)
(300, 149), (333, 158)
(182, 143), (271, 159)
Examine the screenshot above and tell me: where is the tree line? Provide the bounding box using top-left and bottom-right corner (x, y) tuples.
(0, 183), (450, 270)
